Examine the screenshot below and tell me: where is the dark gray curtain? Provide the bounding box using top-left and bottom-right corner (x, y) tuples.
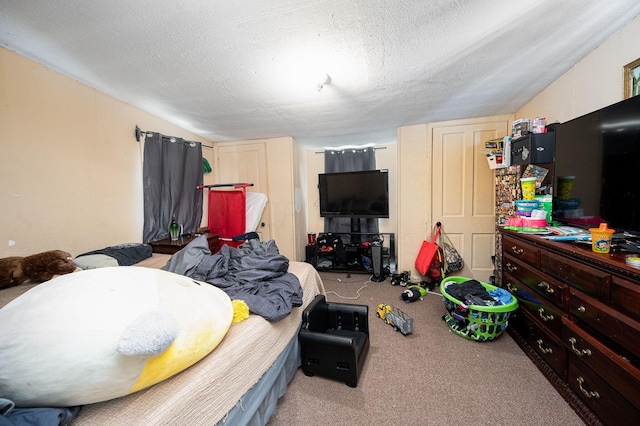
(143, 133), (203, 243)
(324, 148), (379, 240)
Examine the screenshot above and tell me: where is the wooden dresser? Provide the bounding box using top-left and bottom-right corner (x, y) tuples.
(500, 229), (640, 426)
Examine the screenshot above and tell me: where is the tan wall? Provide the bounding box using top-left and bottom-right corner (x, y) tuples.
(396, 125), (430, 276)
(264, 136), (305, 261)
(0, 47), (213, 257)
(516, 15), (640, 123)
(292, 140), (309, 261)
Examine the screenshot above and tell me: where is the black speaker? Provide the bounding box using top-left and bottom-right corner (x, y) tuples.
(305, 245), (317, 265)
(371, 241), (384, 282)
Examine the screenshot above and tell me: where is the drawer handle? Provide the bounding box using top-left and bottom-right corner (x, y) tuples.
(505, 263), (518, 272)
(506, 282), (519, 293)
(511, 245), (524, 255)
(537, 308), (554, 322)
(577, 306), (586, 313)
(568, 337), (592, 357)
(536, 339), (553, 354)
(537, 281), (554, 294)
(576, 377), (600, 399)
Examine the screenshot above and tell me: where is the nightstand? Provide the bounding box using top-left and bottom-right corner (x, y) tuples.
(149, 233), (220, 255)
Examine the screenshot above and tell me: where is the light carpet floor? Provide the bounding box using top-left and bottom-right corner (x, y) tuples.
(268, 271), (585, 426)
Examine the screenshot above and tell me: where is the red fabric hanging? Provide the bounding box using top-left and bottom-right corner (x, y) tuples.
(208, 188), (246, 249)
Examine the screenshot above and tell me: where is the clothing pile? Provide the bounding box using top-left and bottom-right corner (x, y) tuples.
(443, 279), (512, 320)
(163, 236), (303, 322)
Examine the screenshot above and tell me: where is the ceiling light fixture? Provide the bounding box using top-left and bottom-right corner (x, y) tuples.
(317, 74), (331, 91)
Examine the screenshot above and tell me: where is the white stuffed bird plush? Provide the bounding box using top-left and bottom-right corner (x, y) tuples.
(0, 266), (234, 407)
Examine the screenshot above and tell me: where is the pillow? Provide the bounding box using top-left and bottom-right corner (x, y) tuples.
(75, 243), (152, 266)
(73, 254), (119, 270)
(0, 266), (233, 407)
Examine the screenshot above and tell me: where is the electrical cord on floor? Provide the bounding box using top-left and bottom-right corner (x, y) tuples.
(322, 274), (443, 301)
(322, 274), (373, 300)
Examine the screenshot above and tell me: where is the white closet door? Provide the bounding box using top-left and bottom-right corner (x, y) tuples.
(430, 119), (509, 283)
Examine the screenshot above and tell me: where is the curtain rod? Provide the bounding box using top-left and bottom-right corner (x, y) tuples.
(135, 125), (213, 149)
(314, 146), (387, 154)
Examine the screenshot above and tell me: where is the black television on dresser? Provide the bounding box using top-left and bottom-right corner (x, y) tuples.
(553, 94), (640, 235)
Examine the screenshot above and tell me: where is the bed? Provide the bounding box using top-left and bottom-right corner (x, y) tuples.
(0, 252), (325, 425)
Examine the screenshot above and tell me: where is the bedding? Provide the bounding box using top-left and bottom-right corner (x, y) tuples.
(188, 239), (303, 322)
(73, 243), (152, 268)
(0, 252), (325, 426)
(161, 236), (303, 322)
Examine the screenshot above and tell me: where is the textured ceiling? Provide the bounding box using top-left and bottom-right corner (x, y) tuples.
(1, 1), (640, 147)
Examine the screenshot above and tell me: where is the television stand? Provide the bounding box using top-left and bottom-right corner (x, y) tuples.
(349, 217), (362, 243)
(305, 232), (396, 278)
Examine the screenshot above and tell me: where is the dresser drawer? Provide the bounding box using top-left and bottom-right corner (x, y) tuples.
(502, 235), (540, 268)
(562, 317), (640, 410)
(515, 309), (567, 380)
(611, 275), (640, 323)
(504, 271), (564, 336)
(569, 288), (640, 365)
(541, 251), (610, 302)
(569, 356), (640, 426)
(503, 254), (567, 309)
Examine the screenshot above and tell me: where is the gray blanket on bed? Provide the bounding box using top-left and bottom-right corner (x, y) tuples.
(164, 236), (303, 322)
(76, 243), (152, 266)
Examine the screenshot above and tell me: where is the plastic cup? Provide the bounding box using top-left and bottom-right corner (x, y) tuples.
(589, 223), (615, 254)
(557, 176), (575, 200)
(520, 177), (537, 200)
(535, 195), (552, 223)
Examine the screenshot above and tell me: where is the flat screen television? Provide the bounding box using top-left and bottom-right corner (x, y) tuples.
(318, 170), (389, 218)
(554, 94), (640, 235)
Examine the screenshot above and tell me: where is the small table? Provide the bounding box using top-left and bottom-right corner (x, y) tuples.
(149, 233), (220, 255)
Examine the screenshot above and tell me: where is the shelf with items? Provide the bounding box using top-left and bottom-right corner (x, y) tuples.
(482, 136), (510, 169)
(483, 119), (555, 171)
(305, 232), (396, 276)
(493, 161), (554, 287)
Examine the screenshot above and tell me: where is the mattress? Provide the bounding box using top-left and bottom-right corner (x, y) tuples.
(0, 255), (325, 425)
(245, 192), (268, 233)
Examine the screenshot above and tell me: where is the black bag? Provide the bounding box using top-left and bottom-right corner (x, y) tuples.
(440, 225), (464, 274)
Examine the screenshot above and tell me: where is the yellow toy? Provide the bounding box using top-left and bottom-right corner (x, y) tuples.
(376, 303), (414, 335)
(0, 266), (236, 407)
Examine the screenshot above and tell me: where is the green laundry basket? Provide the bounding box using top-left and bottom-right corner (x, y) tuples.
(441, 276), (518, 341)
